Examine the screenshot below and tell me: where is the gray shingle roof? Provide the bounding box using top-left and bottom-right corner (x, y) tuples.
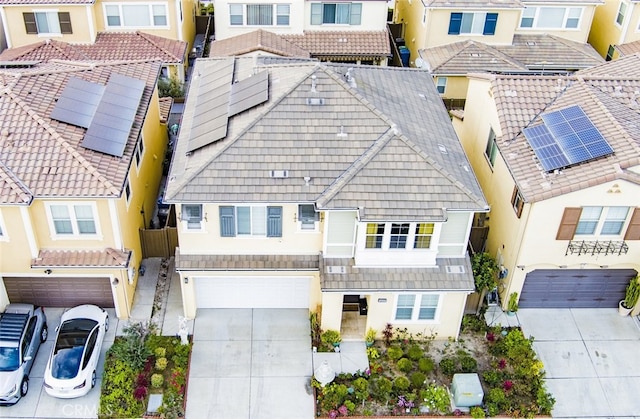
(175, 250), (320, 271)
(166, 58), (487, 221)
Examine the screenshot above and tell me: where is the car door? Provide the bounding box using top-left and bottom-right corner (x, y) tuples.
(81, 328), (98, 373)
(21, 317), (37, 374)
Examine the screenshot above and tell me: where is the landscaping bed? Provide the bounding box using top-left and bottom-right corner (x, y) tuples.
(99, 322), (192, 419)
(314, 315), (555, 418)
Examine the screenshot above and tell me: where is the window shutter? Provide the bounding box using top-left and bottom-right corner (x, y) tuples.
(267, 206), (282, 237)
(556, 207), (582, 240)
(448, 13), (462, 35)
(311, 3), (322, 25)
(511, 186), (523, 218)
(483, 13), (498, 35)
(350, 3), (362, 25)
(219, 206), (236, 237)
(58, 12), (72, 34)
(624, 208), (640, 240)
(23, 13), (37, 34)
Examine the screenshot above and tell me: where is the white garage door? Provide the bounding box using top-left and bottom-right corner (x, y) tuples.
(194, 276), (311, 308)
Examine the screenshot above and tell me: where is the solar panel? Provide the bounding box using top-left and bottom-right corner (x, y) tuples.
(50, 77), (105, 128)
(228, 70), (269, 117)
(523, 105), (613, 172)
(81, 73), (145, 157)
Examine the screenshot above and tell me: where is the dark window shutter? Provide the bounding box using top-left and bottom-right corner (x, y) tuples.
(23, 13), (37, 34)
(556, 207), (582, 240)
(624, 208), (640, 240)
(58, 12), (72, 34)
(267, 206), (282, 237)
(219, 206), (236, 237)
(483, 13), (498, 35)
(511, 186), (523, 218)
(448, 13), (462, 35)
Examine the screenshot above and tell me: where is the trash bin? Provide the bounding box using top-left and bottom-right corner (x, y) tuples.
(399, 46), (410, 67)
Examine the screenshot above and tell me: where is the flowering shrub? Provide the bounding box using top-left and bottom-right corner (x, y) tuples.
(503, 380), (513, 391)
(133, 386), (148, 401)
(498, 358), (507, 369)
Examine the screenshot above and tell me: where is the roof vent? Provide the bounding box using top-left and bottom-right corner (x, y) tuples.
(470, 53), (481, 57)
(306, 97), (325, 106)
(526, 41), (536, 46)
(270, 170), (289, 178)
(326, 266), (346, 274)
(438, 144), (448, 154)
(337, 126), (348, 138)
(344, 68), (357, 88)
(310, 75), (317, 93)
(613, 85), (624, 97)
(445, 265), (465, 274)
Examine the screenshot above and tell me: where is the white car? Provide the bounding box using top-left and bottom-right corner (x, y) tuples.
(43, 305), (108, 398)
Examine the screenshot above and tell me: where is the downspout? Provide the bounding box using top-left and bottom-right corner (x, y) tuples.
(0, 8), (11, 49)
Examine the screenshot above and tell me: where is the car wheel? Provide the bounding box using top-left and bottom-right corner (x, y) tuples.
(20, 377), (28, 397)
(91, 370), (96, 388)
(104, 315), (109, 332)
(40, 324), (48, 343)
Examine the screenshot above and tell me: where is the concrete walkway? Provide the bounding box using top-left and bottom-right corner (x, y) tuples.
(518, 308), (640, 418)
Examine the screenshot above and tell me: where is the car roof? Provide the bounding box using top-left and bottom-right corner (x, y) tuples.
(0, 312), (29, 342)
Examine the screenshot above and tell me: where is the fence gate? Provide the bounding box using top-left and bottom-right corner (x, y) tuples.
(140, 227), (178, 258)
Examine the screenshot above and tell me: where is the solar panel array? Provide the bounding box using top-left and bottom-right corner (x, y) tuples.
(81, 73), (146, 157)
(228, 70), (269, 117)
(523, 105), (613, 172)
(50, 77), (106, 129)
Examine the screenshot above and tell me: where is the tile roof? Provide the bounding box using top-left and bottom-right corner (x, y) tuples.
(159, 97), (173, 124)
(210, 29), (311, 58)
(615, 40), (640, 57)
(420, 34), (603, 75)
(477, 54), (640, 203)
(282, 31), (390, 59)
(175, 250), (320, 271)
(32, 248), (131, 268)
(321, 257), (474, 291)
(0, 32), (187, 64)
(166, 57), (487, 221)
(0, 60), (161, 203)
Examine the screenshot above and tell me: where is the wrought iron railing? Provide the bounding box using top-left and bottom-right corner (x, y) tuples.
(565, 240), (629, 256)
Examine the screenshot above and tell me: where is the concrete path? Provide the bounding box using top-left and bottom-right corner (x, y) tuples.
(185, 308), (315, 419)
(518, 308), (640, 418)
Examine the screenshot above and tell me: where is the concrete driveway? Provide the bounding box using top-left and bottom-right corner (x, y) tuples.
(518, 308), (640, 418)
(1, 307), (117, 419)
(185, 308), (314, 419)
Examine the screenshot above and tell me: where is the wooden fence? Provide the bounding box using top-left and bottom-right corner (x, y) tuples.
(139, 227), (178, 258)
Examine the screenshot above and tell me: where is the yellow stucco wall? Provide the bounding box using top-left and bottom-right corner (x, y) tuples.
(588, 0), (623, 57)
(437, 75), (469, 100)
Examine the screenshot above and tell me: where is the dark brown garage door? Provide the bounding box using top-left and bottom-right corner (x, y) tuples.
(520, 269), (637, 309)
(4, 277), (114, 308)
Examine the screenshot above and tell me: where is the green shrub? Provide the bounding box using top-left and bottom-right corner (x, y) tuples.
(321, 330), (342, 347)
(386, 345), (403, 360)
(319, 383), (349, 411)
(344, 399), (356, 413)
(418, 356), (435, 374)
(536, 387), (556, 415)
(392, 376), (410, 392)
(373, 377), (392, 401)
(439, 357), (456, 376)
(100, 355), (144, 417)
(158, 78), (185, 98)
(352, 377), (369, 401)
(109, 321), (155, 370)
(487, 387), (506, 406)
(420, 384), (450, 414)
(407, 344), (423, 361)
(151, 373), (164, 388)
(410, 372), (426, 390)
(482, 370), (501, 386)
(154, 347), (166, 358)
(470, 406), (486, 418)
(155, 357), (168, 371)
(460, 355), (478, 372)
(396, 357), (413, 373)
(486, 402), (500, 417)
(366, 346), (379, 361)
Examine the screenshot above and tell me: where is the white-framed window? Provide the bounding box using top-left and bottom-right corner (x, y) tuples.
(181, 204), (203, 230)
(485, 127), (498, 167)
(46, 202), (100, 238)
(219, 205), (282, 237)
(364, 222), (434, 250)
(394, 293), (441, 321)
(310, 2), (362, 25)
(229, 3), (291, 26)
(298, 204), (319, 231)
(0, 210), (7, 241)
(135, 136), (145, 168)
(436, 77), (447, 95)
(124, 179), (132, 205)
(575, 206), (630, 236)
(104, 3), (169, 29)
(616, 1), (628, 26)
(519, 7), (582, 29)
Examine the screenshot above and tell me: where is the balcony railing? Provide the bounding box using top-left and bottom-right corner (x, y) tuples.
(565, 240), (629, 256)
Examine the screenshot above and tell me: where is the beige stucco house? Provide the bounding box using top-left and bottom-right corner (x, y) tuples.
(588, 0), (640, 60)
(0, 59), (169, 319)
(453, 55), (640, 312)
(164, 57), (488, 340)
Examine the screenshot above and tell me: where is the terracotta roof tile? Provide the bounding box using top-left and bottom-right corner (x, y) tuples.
(210, 29), (311, 58)
(159, 97), (173, 124)
(616, 40), (640, 56)
(283, 31), (390, 58)
(32, 248), (131, 268)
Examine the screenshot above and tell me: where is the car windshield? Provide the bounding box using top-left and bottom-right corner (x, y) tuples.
(52, 318), (97, 379)
(0, 347), (19, 371)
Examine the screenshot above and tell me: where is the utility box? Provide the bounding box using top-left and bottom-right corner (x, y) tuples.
(451, 373), (484, 407)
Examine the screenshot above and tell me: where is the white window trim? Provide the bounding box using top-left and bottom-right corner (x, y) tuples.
(519, 6), (582, 30)
(576, 206), (630, 238)
(616, 1), (628, 27)
(363, 222), (435, 251)
(459, 12), (488, 35)
(393, 293), (442, 323)
(0, 210), (8, 241)
(436, 77), (447, 95)
(45, 202), (102, 240)
(103, 2), (170, 30)
(229, 3), (291, 27)
(235, 205), (269, 237)
(297, 204), (320, 233)
(32, 9), (63, 37)
(180, 204), (205, 232)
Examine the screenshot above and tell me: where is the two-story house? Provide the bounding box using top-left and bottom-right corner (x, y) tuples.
(452, 55), (640, 312)
(588, 0), (640, 60)
(0, 59), (169, 319)
(164, 57), (488, 339)
(0, 0), (196, 51)
(210, 0), (390, 64)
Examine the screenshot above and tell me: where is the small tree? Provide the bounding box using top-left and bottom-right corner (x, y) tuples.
(158, 77), (185, 98)
(472, 252), (499, 313)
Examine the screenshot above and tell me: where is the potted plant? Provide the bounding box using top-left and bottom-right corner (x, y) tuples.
(321, 329), (342, 350)
(365, 328), (377, 347)
(619, 276), (640, 316)
(507, 292), (519, 316)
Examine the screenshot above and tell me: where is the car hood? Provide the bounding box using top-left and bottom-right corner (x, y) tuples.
(0, 369), (21, 394)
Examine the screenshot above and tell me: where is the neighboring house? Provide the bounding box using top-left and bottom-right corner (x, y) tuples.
(164, 57), (488, 340)
(0, 59), (169, 318)
(419, 33), (603, 105)
(210, 28), (312, 58)
(452, 55), (640, 312)
(394, 0), (601, 67)
(211, 0), (390, 64)
(588, 0), (640, 60)
(0, 31), (188, 81)
(0, 0), (196, 51)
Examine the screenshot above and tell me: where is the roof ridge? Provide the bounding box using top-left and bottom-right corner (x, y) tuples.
(5, 89), (120, 196)
(49, 39), (91, 61)
(136, 31), (182, 61)
(0, 160), (32, 204)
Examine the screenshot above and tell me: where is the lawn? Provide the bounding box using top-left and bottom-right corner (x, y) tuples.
(314, 315), (555, 418)
(99, 322), (192, 419)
